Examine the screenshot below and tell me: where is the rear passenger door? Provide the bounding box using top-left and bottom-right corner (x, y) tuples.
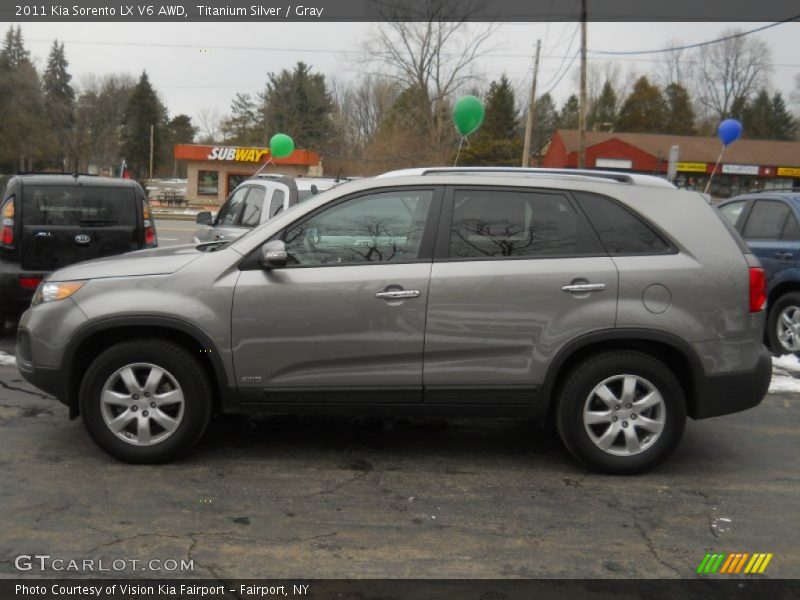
(423, 186), (619, 405)
(739, 199), (799, 281)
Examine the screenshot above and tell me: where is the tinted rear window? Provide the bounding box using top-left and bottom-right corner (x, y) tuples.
(448, 189), (601, 259)
(573, 191), (672, 255)
(23, 185), (137, 226)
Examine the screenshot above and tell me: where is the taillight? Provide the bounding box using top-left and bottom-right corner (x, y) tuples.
(749, 267), (766, 313)
(18, 277), (42, 290)
(1, 198), (14, 249)
(143, 201), (157, 247)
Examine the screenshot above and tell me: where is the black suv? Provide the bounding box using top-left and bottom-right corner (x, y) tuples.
(1, 174), (157, 324)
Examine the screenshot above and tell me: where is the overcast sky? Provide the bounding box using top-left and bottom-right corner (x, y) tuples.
(10, 20), (800, 125)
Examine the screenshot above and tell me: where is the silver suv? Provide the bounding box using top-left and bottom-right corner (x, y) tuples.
(16, 168), (772, 473)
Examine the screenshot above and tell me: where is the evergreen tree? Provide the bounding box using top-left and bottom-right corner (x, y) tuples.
(121, 71), (165, 179)
(741, 89), (773, 140)
(258, 62), (333, 150)
(587, 81), (617, 131)
(663, 83), (695, 135)
(42, 40), (76, 169)
(481, 75), (518, 139)
(0, 25), (30, 69)
(557, 95), (580, 129)
(168, 114), (196, 144)
(460, 75), (522, 166)
(159, 114), (196, 177)
(616, 76), (668, 133)
(770, 92), (796, 141)
(0, 25), (46, 171)
(729, 95), (749, 121)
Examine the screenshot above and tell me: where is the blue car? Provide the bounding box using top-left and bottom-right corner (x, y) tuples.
(718, 192), (800, 355)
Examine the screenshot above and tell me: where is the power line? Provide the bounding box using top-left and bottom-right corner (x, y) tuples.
(591, 16), (799, 56)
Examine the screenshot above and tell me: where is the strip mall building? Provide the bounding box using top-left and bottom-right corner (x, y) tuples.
(543, 130), (800, 197)
(174, 144), (322, 204)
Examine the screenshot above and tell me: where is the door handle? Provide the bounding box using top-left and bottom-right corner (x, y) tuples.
(375, 289), (421, 300)
(774, 251), (793, 260)
(215, 234), (226, 240)
(561, 283), (607, 293)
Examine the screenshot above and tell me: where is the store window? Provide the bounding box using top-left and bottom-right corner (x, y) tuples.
(227, 173), (250, 195)
(198, 171), (219, 196)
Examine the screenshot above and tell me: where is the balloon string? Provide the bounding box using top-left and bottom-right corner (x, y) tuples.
(454, 136), (465, 167)
(704, 146), (726, 195)
(250, 156), (275, 180)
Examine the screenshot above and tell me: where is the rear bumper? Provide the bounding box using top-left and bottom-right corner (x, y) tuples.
(692, 346), (772, 419)
(0, 261), (48, 315)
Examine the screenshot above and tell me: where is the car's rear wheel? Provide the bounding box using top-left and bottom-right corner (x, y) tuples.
(556, 351), (686, 474)
(767, 292), (800, 355)
(80, 339), (212, 463)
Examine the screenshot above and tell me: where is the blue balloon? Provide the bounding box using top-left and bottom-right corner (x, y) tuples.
(718, 119), (743, 146)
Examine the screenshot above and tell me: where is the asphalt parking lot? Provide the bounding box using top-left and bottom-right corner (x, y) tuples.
(0, 334), (798, 578)
(1, 220), (798, 579)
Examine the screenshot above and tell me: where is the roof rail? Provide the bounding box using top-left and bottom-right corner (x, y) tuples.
(376, 167), (676, 189)
(14, 171), (98, 177)
(745, 187), (800, 194)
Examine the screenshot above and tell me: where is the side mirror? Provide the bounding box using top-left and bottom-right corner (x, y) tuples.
(260, 240), (288, 269)
(196, 211), (213, 225)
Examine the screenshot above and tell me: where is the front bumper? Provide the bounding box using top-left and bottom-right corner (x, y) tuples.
(692, 346), (772, 419)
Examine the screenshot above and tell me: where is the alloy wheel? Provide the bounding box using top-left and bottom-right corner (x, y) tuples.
(582, 374), (666, 457)
(100, 363), (185, 446)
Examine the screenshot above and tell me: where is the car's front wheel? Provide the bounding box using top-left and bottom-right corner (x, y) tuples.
(79, 339), (213, 463)
(556, 351), (686, 474)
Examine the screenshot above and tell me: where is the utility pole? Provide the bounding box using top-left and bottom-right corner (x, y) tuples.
(522, 39), (542, 168)
(149, 124), (154, 179)
(578, 0), (587, 168)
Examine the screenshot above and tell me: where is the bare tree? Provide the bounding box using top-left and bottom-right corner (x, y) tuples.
(363, 2), (495, 149)
(331, 75), (401, 148)
(694, 29), (772, 120)
(656, 39), (694, 87)
(195, 106), (222, 143)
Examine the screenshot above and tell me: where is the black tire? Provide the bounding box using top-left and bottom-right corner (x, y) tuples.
(556, 350), (686, 475)
(79, 339), (213, 463)
(766, 292), (800, 356)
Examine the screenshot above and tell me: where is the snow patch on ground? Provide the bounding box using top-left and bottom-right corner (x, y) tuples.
(772, 354), (800, 373)
(0, 352), (16, 367)
(770, 355), (800, 393)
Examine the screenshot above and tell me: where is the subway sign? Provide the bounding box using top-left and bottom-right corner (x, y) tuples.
(207, 147), (270, 162)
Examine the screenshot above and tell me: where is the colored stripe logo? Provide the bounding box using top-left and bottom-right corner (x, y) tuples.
(697, 553), (773, 574)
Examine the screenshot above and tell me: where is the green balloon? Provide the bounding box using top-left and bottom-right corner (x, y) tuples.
(270, 133), (295, 159)
(452, 95), (485, 136)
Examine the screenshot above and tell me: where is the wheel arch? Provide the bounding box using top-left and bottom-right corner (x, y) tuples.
(541, 329), (704, 421)
(62, 316), (234, 419)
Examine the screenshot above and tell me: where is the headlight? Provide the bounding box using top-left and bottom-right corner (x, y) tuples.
(32, 281), (86, 305)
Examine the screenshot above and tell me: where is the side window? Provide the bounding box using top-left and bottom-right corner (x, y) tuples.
(448, 189), (598, 259)
(573, 192), (672, 255)
(240, 187), (266, 228)
(718, 201), (746, 228)
(269, 189), (286, 218)
(742, 200), (790, 240)
(216, 186), (249, 227)
(783, 213), (800, 241)
(283, 189), (433, 267)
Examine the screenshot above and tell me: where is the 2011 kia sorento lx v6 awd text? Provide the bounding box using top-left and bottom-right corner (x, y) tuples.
(16, 168), (772, 474)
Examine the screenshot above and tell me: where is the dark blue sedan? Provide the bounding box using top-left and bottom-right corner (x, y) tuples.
(719, 192), (800, 355)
